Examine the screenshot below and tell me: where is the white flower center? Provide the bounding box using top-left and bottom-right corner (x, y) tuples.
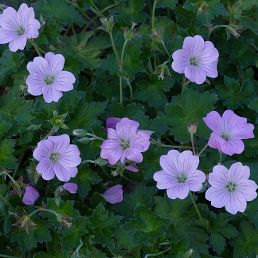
(49, 152), (60, 162)
(221, 132), (231, 141)
(16, 26), (25, 36)
(226, 181), (237, 192)
(176, 173), (187, 183)
(120, 139), (130, 150)
(189, 56), (198, 66)
(44, 75), (55, 85)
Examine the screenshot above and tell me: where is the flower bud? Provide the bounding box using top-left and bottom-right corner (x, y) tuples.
(100, 16), (114, 33)
(188, 123), (197, 134)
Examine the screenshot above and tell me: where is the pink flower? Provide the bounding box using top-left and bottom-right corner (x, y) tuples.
(106, 117), (121, 129)
(33, 134), (81, 182)
(153, 150), (206, 199)
(102, 185), (123, 204)
(203, 110), (254, 155)
(126, 164), (138, 173)
(172, 35), (219, 84)
(63, 183), (78, 194)
(0, 4), (40, 52)
(205, 163), (257, 215)
(26, 52), (76, 103)
(100, 118), (151, 165)
(22, 186), (39, 205)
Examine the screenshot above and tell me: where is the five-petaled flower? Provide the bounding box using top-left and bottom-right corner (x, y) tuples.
(33, 134), (81, 182)
(203, 110), (254, 156)
(0, 3), (40, 52)
(205, 163), (257, 215)
(100, 118), (151, 165)
(153, 150), (206, 199)
(26, 52), (76, 103)
(172, 35), (219, 84)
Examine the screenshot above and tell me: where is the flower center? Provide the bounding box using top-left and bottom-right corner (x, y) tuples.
(176, 173), (187, 183)
(120, 139), (130, 150)
(221, 132), (231, 141)
(16, 26), (25, 36)
(189, 56), (198, 66)
(49, 152), (60, 162)
(44, 75), (55, 85)
(226, 181), (237, 192)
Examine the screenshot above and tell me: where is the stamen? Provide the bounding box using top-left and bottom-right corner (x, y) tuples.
(44, 75), (55, 85)
(120, 139), (130, 150)
(49, 152), (60, 162)
(176, 173), (187, 183)
(190, 57), (198, 66)
(226, 181), (236, 192)
(16, 26), (25, 36)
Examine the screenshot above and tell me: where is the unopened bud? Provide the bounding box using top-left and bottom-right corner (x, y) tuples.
(100, 16), (114, 33)
(188, 123), (197, 134)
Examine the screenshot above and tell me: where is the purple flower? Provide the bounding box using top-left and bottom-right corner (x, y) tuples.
(33, 134), (81, 182)
(26, 52), (76, 103)
(100, 118), (151, 165)
(203, 110), (254, 156)
(106, 117), (121, 129)
(63, 183), (78, 194)
(126, 164), (138, 173)
(0, 4), (40, 52)
(172, 35), (219, 84)
(102, 184), (123, 204)
(205, 163), (257, 215)
(22, 186), (39, 205)
(153, 150), (206, 199)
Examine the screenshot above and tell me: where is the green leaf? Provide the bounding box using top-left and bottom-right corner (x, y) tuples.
(162, 89), (218, 142)
(0, 139), (16, 169)
(135, 78), (175, 109)
(35, 0), (83, 25)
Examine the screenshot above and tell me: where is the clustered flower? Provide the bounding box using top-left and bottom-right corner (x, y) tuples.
(1, 4), (256, 216)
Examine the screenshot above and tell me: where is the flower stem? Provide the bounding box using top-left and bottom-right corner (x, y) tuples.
(119, 76), (123, 106)
(208, 24), (229, 39)
(219, 151), (223, 164)
(0, 255), (20, 258)
(151, 140), (192, 149)
(151, 0), (157, 34)
(144, 246), (171, 258)
(160, 40), (171, 59)
(125, 78), (133, 100)
(198, 143), (209, 156)
(30, 41), (44, 56)
(108, 31), (120, 65)
(28, 208), (60, 219)
(190, 133), (195, 155)
(189, 192), (205, 226)
(181, 77), (191, 92)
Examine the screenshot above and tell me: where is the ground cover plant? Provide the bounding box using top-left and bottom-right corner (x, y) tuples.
(0, 0), (257, 257)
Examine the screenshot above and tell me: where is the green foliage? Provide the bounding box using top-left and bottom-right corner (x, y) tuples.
(0, 0), (257, 257)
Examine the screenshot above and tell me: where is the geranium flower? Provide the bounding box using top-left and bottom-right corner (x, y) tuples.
(205, 163), (257, 215)
(26, 52), (76, 103)
(172, 35), (219, 84)
(153, 150), (206, 199)
(102, 185), (123, 204)
(22, 186), (39, 205)
(0, 3), (40, 52)
(203, 110), (254, 155)
(100, 118), (151, 165)
(63, 183), (78, 194)
(33, 134), (81, 182)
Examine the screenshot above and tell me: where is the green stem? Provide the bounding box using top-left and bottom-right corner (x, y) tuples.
(0, 255), (20, 258)
(125, 78), (133, 100)
(189, 192), (205, 226)
(151, 140), (192, 150)
(219, 151), (223, 164)
(144, 246), (171, 258)
(208, 25), (229, 39)
(28, 208), (59, 219)
(160, 40), (171, 59)
(108, 31), (120, 65)
(0, 172), (21, 192)
(198, 143), (209, 156)
(190, 133), (195, 155)
(120, 39), (128, 68)
(119, 76), (123, 106)
(30, 41), (44, 56)
(151, 0), (157, 34)
(181, 77), (191, 92)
